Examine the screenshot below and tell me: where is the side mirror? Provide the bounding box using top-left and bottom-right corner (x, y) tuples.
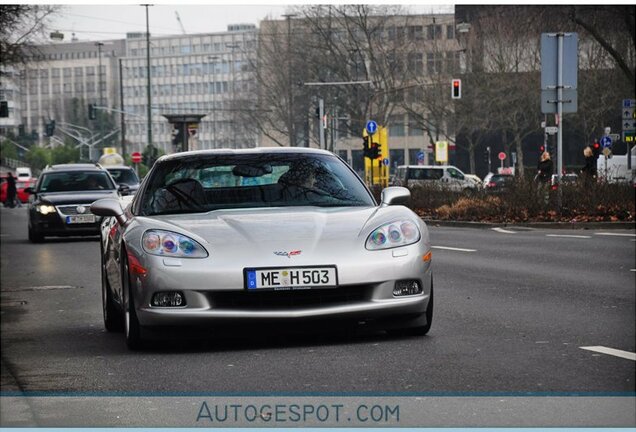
(24, 187), (35, 194)
(380, 186), (410, 207)
(91, 198), (127, 226)
(118, 183), (131, 196)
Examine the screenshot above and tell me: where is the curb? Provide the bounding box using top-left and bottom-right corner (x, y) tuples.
(422, 219), (636, 230)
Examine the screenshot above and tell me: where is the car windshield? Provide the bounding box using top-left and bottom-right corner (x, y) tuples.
(38, 171), (115, 193)
(107, 168), (139, 185)
(140, 152), (375, 216)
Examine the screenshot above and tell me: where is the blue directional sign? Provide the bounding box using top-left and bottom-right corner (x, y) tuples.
(383, 158), (390, 166)
(417, 151), (425, 162)
(600, 136), (612, 148)
(365, 120), (378, 135)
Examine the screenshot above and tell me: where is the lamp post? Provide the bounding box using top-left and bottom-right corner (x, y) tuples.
(282, 14), (297, 147)
(225, 43), (239, 149)
(95, 42), (104, 106)
(208, 55), (219, 149)
(143, 4), (153, 149)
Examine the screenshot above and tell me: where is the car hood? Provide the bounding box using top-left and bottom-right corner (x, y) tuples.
(37, 190), (119, 205)
(132, 206), (420, 261)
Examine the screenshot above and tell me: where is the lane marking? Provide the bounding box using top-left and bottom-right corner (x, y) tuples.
(431, 246), (477, 253)
(630, 269), (636, 272)
(580, 346), (636, 361)
(546, 234), (592, 239)
(492, 227), (516, 234)
(595, 232), (636, 237)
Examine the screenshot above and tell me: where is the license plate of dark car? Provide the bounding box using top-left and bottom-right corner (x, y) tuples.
(66, 215), (95, 224)
(245, 266), (338, 290)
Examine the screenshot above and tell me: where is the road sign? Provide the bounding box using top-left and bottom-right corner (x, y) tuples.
(602, 147), (612, 157)
(416, 151), (425, 162)
(609, 133), (620, 141)
(623, 99), (636, 108)
(600, 136), (612, 148)
(545, 126), (558, 134)
(623, 130), (635, 144)
(540, 33), (578, 114)
(498, 152), (506, 161)
(383, 158), (390, 166)
(435, 141), (448, 163)
(131, 152), (142, 164)
(365, 120), (378, 135)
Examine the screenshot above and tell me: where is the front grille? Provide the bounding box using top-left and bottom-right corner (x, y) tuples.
(211, 285), (369, 310)
(57, 205), (94, 216)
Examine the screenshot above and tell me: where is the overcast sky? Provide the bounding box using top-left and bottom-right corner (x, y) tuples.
(47, 3), (455, 42)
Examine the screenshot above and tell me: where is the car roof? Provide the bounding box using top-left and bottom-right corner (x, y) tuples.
(105, 165), (134, 170)
(43, 163), (106, 172)
(157, 147), (334, 163)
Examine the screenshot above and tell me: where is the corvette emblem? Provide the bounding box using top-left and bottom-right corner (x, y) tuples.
(76, 205), (86, 214)
(274, 250), (302, 258)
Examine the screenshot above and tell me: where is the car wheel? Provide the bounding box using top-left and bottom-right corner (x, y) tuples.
(28, 225), (44, 243)
(102, 244), (123, 332)
(122, 249), (144, 350)
(389, 276), (434, 337)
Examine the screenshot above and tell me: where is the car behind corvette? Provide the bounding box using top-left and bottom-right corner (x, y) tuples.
(91, 148), (433, 349)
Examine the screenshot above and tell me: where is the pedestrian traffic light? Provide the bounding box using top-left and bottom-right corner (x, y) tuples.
(592, 141), (601, 159)
(88, 104), (96, 120)
(0, 101), (8, 118)
(451, 79), (461, 99)
(539, 144), (545, 153)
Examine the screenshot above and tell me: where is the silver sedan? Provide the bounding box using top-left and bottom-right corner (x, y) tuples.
(91, 148), (433, 349)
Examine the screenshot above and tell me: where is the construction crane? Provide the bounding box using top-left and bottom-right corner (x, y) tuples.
(175, 11), (186, 34)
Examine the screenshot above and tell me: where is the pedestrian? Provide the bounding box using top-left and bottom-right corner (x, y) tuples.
(536, 151), (553, 184)
(5, 172), (17, 208)
(581, 146), (597, 180)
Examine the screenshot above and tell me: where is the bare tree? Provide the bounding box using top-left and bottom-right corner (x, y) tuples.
(0, 5), (58, 70)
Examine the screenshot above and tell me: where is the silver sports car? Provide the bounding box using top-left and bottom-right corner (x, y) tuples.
(91, 148), (433, 349)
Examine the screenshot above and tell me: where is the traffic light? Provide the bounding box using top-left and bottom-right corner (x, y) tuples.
(45, 120), (56, 137)
(88, 104), (96, 120)
(539, 144), (545, 153)
(0, 101), (8, 118)
(451, 79), (461, 99)
(370, 143), (380, 159)
(592, 141), (601, 159)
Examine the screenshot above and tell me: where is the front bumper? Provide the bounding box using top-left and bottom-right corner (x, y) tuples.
(30, 210), (102, 237)
(130, 243), (432, 327)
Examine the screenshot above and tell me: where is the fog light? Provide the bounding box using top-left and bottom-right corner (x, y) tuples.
(393, 280), (422, 297)
(151, 291), (185, 307)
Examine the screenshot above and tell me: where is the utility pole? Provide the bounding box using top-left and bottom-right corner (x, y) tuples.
(208, 55), (219, 149)
(225, 43), (239, 149)
(119, 58), (127, 157)
(282, 14), (296, 147)
(96, 42), (104, 159)
(143, 4), (153, 149)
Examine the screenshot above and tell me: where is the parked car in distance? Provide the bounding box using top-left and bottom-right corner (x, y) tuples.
(550, 173), (579, 190)
(92, 148), (434, 349)
(16, 167), (33, 182)
(392, 165), (477, 192)
(464, 174), (482, 189)
(1, 174), (34, 204)
(26, 163), (127, 242)
(484, 174), (515, 193)
(105, 166), (140, 195)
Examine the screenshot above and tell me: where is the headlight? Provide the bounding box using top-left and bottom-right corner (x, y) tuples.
(366, 220), (420, 250)
(142, 230), (208, 258)
(36, 204), (56, 215)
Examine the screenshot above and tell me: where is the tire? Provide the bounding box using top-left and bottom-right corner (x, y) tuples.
(389, 276), (434, 337)
(102, 243), (123, 332)
(28, 225), (44, 243)
(122, 250), (144, 350)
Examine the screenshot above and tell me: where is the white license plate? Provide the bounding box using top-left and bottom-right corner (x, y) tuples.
(245, 267), (338, 290)
(66, 214), (95, 224)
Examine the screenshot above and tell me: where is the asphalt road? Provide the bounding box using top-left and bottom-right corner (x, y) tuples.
(2, 205), (634, 397)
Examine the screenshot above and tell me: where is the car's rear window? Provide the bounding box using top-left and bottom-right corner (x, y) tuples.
(38, 171), (116, 193)
(140, 153), (375, 216)
(107, 168), (139, 185)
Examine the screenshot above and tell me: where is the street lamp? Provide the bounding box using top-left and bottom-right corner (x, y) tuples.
(225, 42), (239, 149)
(95, 42), (104, 106)
(208, 55), (219, 149)
(282, 13), (297, 147)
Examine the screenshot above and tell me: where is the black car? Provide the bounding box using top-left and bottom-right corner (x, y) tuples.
(484, 174), (515, 193)
(105, 166), (140, 195)
(26, 164), (125, 242)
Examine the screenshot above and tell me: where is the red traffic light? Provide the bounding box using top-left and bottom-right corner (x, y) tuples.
(593, 142), (600, 150)
(451, 79), (461, 99)
(539, 145), (545, 153)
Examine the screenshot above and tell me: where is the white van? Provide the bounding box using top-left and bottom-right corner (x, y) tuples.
(392, 165), (477, 192)
(15, 167), (32, 182)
